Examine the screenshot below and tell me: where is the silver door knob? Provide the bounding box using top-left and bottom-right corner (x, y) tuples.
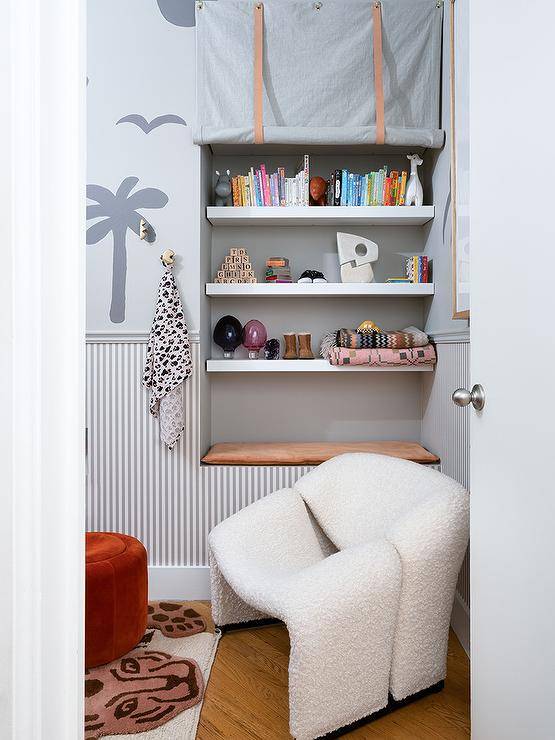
(452, 384), (486, 411)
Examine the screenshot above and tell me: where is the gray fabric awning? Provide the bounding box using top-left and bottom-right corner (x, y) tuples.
(194, 0), (444, 148)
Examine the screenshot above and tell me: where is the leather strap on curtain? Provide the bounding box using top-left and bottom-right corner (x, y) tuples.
(372, 1), (385, 145)
(254, 2), (264, 144)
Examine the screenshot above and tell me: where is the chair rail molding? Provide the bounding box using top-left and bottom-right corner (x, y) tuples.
(428, 329), (470, 343)
(86, 330), (201, 343)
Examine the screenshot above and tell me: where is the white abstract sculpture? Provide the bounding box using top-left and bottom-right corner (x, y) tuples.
(405, 153), (423, 206)
(337, 232), (379, 283)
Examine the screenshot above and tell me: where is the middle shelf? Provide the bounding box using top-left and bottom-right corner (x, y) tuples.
(206, 282), (434, 297)
(207, 360), (434, 373)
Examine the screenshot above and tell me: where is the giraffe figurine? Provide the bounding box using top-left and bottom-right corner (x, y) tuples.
(405, 153), (424, 206)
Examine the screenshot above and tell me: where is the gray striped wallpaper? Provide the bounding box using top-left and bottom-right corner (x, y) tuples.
(86, 335), (469, 612)
(422, 338), (470, 608)
(85, 337), (313, 566)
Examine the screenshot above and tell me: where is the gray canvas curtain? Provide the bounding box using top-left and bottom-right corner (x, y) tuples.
(194, 0), (444, 148)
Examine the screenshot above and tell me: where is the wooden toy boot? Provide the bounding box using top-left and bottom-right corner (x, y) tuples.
(298, 332), (314, 359)
(283, 333), (298, 359)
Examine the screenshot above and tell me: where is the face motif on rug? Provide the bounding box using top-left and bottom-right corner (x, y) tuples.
(147, 601), (206, 637)
(84, 644), (203, 740)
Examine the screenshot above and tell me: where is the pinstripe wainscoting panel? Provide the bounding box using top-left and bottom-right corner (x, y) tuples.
(86, 337), (312, 566)
(421, 338), (470, 609)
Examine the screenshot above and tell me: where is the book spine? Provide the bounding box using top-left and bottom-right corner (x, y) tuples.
(334, 170), (341, 206)
(390, 171), (399, 206)
(340, 170), (347, 206)
(231, 177), (239, 207)
(422, 256), (429, 283)
(259, 164), (268, 206)
(303, 154), (310, 207)
(398, 171), (407, 206)
(376, 170), (383, 205)
(278, 167), (286, 206)
(384, 177), (391, 207)
(414, 255), (418, 283)
(254, 170), (262, 206)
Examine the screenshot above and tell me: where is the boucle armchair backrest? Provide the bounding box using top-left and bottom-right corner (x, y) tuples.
(294, 453), (466, 550)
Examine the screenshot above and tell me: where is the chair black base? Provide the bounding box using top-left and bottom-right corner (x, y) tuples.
(318, 680), (445, 738)
(217, 617), (282, 633)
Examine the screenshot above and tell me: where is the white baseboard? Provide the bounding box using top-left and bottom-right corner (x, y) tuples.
(148, 566), (211, 600)
(450, 592), (470, 657)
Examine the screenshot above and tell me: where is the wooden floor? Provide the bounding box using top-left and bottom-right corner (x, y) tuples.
(191, 602), (470, 739)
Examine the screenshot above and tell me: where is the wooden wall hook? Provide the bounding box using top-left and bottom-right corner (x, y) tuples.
(161, 249), (175, 266)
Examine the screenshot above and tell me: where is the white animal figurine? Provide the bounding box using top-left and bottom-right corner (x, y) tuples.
(405, 153), (423, 206)
(337, 232), (379, 283)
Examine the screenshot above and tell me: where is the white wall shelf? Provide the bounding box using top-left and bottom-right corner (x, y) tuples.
(206, 282), (434, 297)
(207, 359), (433, 373)
(206, 206), (435, 227)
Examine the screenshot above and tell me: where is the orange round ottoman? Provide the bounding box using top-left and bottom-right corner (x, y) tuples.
(85, 532), (148, 668)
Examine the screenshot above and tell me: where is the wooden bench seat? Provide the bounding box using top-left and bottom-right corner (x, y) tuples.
(201, 441), (439, 467)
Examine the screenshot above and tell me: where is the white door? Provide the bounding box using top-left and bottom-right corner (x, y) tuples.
(470, 1), (555, 737)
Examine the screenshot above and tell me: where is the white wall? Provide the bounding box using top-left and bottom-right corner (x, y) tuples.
(87, 0), (200, 332)
(423, 6), (469, 336)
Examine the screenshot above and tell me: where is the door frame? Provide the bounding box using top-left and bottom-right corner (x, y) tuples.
(0, 0), (85, 736)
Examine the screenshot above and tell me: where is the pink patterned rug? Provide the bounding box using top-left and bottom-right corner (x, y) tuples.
(85, 602), (210, 740)
(147, 601), (206, 638)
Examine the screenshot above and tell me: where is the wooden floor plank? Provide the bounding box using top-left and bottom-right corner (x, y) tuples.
(188, 602), (470, 739)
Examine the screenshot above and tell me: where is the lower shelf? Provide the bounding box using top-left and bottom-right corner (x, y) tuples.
(206, 359), (434, 372)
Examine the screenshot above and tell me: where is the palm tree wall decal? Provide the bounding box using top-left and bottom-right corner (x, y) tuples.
(87, 177), (168, 323)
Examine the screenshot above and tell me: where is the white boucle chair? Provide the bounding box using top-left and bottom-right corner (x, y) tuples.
(208, 453), (469, 740)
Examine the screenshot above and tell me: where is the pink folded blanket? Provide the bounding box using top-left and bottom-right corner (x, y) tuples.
(328, 345), (436, 367)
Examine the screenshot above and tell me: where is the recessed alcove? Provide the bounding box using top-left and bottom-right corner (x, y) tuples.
(199, 146), (437, 455)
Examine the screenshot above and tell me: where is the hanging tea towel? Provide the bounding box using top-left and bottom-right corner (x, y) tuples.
(143, 266), (192, 449)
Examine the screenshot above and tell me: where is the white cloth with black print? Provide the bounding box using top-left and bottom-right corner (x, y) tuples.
(143, 266), (192, 449)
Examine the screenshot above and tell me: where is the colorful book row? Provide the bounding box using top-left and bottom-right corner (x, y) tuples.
(231, 156), (309, 207)
(328, 168), (407, 207)
(405, 255), (429, 283)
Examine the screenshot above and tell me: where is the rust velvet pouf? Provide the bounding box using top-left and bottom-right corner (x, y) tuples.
(85, 532), (148, 668)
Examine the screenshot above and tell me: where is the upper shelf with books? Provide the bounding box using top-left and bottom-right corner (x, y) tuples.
(206, 206), (435, 227)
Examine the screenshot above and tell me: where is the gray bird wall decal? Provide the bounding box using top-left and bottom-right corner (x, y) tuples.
(156, 0), (196, 27)
(116, 114), (187, 133)
(86, 177), (169, 324)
